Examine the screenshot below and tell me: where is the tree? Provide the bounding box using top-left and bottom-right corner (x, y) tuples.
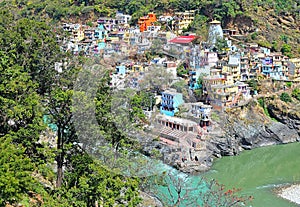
(0, 62), (44, 147)
(215, 38), (229, 53)
(0, 136), (39, 206)
(189, 14), (208, 37)
(213, 0), (242, 20)
(0, 15), (62, 96)
(0, 6), (143, 206)
(47, 61), (84, 187)
(146, 171), (252, 207)
(129, 90), (155, 123)
(151, 171), (202, 207)
(49, 87), (77, 187)
(171, 80), (187, 93)
(200, 179), (253, 207)
(53, 149), (141, 206)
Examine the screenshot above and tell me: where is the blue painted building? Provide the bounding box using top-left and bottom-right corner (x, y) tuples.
(189, 70), (202, 90)
(160, 90), (184, 116)
(95, 24), (108, 50)
(261, 57), (285, 80)
(116, 65), (126, 75)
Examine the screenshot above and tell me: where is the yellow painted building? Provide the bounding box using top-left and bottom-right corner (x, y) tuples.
(173, 10), (195, 34)
(72, 26), (85, 42)
(132, 65), (144, 72)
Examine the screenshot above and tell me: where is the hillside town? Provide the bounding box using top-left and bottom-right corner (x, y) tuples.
(3, 0), (300, 206)
(56, 11), (300, 170)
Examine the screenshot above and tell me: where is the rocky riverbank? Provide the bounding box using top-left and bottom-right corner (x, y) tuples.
(138, 97), (300, 174)
(277, 184), (300, 205)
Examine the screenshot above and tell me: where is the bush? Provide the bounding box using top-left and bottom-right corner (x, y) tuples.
(281, 44), (292, 57)
(247, 79), (258, 91)
(258, 41), (272, 48)
(171, 80), (186, 93)
(286, 81), (292, 88)
(87, 21), (93, 27)
(258, 97), (264, 108)
(176, 64), (188, 77)
(292, 88), (300, 101)
(280, 92), (292, 102)
(251, 32), (258, 40)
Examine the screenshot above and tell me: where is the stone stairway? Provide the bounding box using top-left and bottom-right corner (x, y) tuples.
(159, 127), (186, 141)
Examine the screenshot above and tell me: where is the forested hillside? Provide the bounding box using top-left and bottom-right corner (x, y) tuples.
(0, 6), (141, 206)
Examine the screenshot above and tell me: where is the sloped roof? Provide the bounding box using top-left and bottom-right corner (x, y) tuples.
(169, 35), (197, 44)
(210, 20), (221, 24)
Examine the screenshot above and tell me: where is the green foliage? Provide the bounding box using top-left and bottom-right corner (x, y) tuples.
(257, 97), (272, 117)
(197, 73), (206, 87)
(280, 92), (292, 103)
(176, 64), (188, 77)
(280, 35), (289, 43)
(87, 20), (93, 27)
(95, 71), (131, 148)
(281, 44), (292, 57)
(149, 39), (164, 56)
(247, 79), (258, 91)
(213, 0), (243, 20)
(171, 80), (187, 93)
(211, 111), (220, 121)
(194, 88), (202, 97)
(291, 88), (300, 101)
(285, 82), (292, 88)
(0, 137), (38, 205)
(55, 152), (141, 206)
(189, 14), (208, 37)
(258, 40), (272, 49)
(271, 41), (279, 52)
(0, 7), (142, 206)
(215, 38), (229, 52)
(3, 0), (299, 206)
(251, 32), (258, 40)
(130, 90), (155, 123)
(258, 97), (264, 108)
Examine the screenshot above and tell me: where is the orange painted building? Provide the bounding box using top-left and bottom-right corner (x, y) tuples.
(138, 12), (157, 32)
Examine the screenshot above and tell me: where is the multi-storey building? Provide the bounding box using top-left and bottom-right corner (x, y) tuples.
(240, 56), (250, 81)
(138, 12), (157, 32)
(160, 89), (184, 116)
(189, 102), (212, 127)
(172, 10), (195, 34)
(261, 56), (285, 80)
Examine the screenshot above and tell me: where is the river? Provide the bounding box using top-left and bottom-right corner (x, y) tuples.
(155, 142), (300, 206)
(204, 142), (300, 206)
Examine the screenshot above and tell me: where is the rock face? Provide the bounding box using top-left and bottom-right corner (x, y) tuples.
(208, 101), (300, 158)
(267, 100), (300, 139)
(139, 191), (163, 207)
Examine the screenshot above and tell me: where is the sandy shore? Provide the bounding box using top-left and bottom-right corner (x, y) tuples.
(277, 184), (300, 205)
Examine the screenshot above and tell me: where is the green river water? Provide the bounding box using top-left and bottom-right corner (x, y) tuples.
(156, 142), (300, 207)
(204, 142), (300, 207)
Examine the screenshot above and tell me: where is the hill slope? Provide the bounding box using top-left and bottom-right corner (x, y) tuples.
(2, 0), (299, 55)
